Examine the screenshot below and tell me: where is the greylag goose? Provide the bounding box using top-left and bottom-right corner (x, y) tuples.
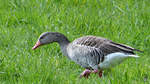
(32, 32), (141, 78)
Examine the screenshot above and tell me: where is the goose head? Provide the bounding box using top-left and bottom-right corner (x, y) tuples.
(32, 32), (69, 50)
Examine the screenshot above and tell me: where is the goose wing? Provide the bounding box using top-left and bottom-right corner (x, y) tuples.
(71, 36), (141, 69)
(74, 36), (141, 55)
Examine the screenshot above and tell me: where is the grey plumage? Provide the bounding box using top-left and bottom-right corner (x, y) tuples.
(67, 35), (141, 70)
(33, 32), (141, 70)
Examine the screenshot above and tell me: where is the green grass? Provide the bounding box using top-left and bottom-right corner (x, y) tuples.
(0, 0), (150, 83)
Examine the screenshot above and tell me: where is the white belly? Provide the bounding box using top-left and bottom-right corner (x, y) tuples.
(99, 52), (137, 69)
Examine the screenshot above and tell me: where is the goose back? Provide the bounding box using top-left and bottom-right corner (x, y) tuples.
(67, 36), (140, 69)
(73, 36), (139, 55)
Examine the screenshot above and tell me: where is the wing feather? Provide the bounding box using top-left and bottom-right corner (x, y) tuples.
(73, 36), (141, 55)
(71, 36), (141, 69)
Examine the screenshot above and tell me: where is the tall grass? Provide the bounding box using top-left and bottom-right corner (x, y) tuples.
(0, 0), (150, 83)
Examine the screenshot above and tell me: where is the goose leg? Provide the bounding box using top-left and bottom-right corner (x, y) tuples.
(80, 69), (91, 78)
(99, 70), (103, 78)
(92, 69), (103, 78)
(92, 69), (98, 73)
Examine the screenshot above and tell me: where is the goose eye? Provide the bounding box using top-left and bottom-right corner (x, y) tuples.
(40, 36), (44, 39)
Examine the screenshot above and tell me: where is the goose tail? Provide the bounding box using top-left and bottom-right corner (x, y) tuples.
(128, 55), (139, 58)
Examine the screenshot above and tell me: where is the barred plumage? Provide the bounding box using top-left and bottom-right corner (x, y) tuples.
(68, 35), (141, 69)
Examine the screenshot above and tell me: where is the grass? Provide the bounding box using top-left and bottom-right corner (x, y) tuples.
(0, 0), (150, 83)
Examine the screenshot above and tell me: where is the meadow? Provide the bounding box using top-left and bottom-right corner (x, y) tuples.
(0, 0), (150, 83)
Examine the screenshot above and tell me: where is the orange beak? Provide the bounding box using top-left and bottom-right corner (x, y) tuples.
(32, 40), (41, 50)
